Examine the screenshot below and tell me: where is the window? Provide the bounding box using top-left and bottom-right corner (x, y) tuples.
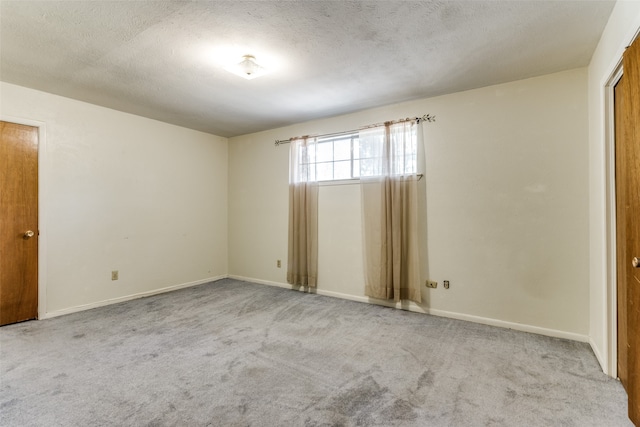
(300, 133), (357, 182)
(297, 126), (417, 182)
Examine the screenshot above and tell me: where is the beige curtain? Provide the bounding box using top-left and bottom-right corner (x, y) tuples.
(287, 137), (319, 286)
(360, 121), (421, 303)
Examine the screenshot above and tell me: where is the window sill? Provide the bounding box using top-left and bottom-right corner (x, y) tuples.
(317, 174), (423, 187)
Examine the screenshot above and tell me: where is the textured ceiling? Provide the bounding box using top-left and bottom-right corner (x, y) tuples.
(0, 1), (615, 137)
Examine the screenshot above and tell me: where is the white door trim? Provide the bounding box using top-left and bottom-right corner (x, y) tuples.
(604, 62), (623, 378)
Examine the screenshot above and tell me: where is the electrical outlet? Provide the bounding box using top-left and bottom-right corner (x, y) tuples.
(443, 280), (450, 289)
(111, 270), (119, 281)
(277, 260), (281, 268)
(426, 280), (437, 288)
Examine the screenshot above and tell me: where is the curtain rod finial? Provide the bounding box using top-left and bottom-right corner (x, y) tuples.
(417, 114), (435, 123)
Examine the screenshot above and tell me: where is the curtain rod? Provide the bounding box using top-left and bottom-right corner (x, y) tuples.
(274, 114), (435, 146)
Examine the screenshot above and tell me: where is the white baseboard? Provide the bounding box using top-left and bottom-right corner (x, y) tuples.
(43, 273), (590, 344)
(228, 275), (589, 343)
(43, 275), (227, 319)
(422, 307), (589, 343)
(229, 275), (294, 291)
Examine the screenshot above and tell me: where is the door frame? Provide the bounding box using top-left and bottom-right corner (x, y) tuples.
(604, 62), (623, 378)
(1, 115), (47, 320)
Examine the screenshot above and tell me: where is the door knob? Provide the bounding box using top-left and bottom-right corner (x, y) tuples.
(633, 257), (640, 268)
(23, 230), (35, 240)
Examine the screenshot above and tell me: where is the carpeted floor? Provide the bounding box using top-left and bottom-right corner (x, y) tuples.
(0, 279), (632, 426)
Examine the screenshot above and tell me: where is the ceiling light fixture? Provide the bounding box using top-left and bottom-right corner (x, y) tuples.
(225, 54), (268, 80)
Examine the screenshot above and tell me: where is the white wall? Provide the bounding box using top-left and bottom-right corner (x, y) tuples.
(229, 68), (589, 340)
(587, 1), (640, 375)
(1, 82), (228, 316)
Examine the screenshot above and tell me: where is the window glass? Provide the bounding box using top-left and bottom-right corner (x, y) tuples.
(294, 128), (416, 182)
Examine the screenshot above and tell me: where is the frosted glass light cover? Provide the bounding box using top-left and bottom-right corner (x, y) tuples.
(225, 55), (268, 80)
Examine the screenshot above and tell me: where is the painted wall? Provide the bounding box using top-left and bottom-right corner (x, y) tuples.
(1, 82), (228, 316)
(229, 68), (589, 339)
(587, 1), (640, 375)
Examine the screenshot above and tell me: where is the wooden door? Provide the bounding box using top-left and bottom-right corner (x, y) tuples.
(0, 121), (39, 326)
(616, 36), (640, 425)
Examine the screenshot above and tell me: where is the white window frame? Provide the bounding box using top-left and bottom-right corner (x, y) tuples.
(301, 129), (418, 183)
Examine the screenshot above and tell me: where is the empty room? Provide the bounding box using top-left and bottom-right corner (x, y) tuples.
(1, 1), (640, 425)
